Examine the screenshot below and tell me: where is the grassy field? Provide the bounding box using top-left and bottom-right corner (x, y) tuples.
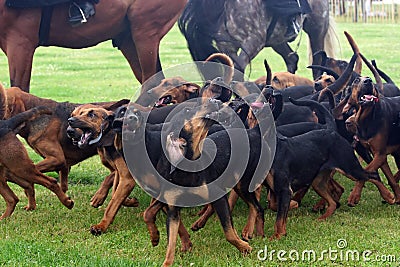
(0, 22), (400, 266)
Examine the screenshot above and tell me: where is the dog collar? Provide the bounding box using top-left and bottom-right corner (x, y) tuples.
(88, 120), (110, 145)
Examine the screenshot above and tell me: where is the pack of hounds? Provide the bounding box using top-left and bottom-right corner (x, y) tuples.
(2, 31), (400, 266)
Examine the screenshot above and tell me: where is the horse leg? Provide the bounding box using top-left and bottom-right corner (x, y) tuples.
(129, 0), (186, 93)
(271, 43), (299, 74)
(6, 44), (36, 92)
(118, 36), (143, 84)
(303, 0), (330, 79)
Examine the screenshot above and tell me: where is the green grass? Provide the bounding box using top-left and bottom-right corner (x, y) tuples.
(0, 22), (400, 266)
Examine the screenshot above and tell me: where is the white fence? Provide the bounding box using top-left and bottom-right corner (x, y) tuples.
(330, 0), (399, 23)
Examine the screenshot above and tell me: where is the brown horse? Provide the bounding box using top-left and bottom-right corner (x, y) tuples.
(0, 0), (187, 92)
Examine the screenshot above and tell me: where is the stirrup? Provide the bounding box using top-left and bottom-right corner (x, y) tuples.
(69, 2), (88, 24)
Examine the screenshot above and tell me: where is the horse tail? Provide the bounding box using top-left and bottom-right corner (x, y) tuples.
(308, 16), (340, 64)
(0, 83), (7, 120)
(324, 16), (340, 58)
(178, 0), (225, 61)
(205, 53), (234, 84)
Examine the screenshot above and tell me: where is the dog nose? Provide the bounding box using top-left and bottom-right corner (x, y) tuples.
(364, 77), (373, 84)
(314, 83), (322, 91)
(68, 117), (76, 124)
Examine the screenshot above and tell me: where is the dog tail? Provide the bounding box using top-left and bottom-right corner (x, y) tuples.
(326, 54), (357, 95)
(372, 60), (396, 85)
(344, 31), (362, 75)
(289, 97), (336, 131)
(359, 52), (384, 93)
(6, 106), (52, 131)
(205, 53), (234, 84)
(0, 83), (7, 120)
(318, 88), (336, 110)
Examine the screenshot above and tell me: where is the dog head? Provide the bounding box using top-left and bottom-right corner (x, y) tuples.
(348, 76), (380, 108)
(150, 77), (200, 107)
(200, 77), (232, 103)
(271, 72), (313, 89)
(168, 99), (223, 160)
(314, 73), (336, 92)
(67, 104), (115, 148)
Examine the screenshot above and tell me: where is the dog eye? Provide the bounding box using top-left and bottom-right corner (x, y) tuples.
(88, 111), (96, 118)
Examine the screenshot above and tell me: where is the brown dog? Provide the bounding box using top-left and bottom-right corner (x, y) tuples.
(254, 72), (314, 89)
(67, 104), (140, 235)
(151, 77), (201, 107)
(2, 85), (128, 209)
(145, 53), (234, 106)
(0, 104), (74, 219)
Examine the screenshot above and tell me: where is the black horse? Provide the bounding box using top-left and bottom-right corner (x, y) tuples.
(178, 0), (337, 79)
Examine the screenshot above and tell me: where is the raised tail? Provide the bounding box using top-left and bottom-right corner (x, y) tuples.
(7, 106), (52, 131)
(289, 97), (336, 131)
(205, 53), (234, 84)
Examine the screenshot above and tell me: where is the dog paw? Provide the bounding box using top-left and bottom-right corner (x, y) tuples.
(180, 240), (193, 252)
(269, 232), (285, 241)
(241, 226), (253, 242)
(240, 243), (252, 256)
(190, 219), (206, 231)
(122, 197), (139, 207)
(65, 198), (74, 209)
(90, 195), (106, 208)
(24, 205), (36, 211)
(150, 230), (160, 247)
(347, 194), (360, 207)
(90, 225), (104, 236)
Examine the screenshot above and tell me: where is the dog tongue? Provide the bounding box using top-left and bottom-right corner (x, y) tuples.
(362, 95), (376, 102)
(251, 102), (264, 109)
(155, 97), (167, 107)
(79, 132), (92, 146)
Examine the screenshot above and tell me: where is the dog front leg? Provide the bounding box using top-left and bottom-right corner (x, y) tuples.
(212, 196), (252, 254)
(90, 158), (135, 235)
(163, 205), (181, 267)
(270, 189), (291, 240)
(143, 199), (164, 247)
(0, 172), (19, 219)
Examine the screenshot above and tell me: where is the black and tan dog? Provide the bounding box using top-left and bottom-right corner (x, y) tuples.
(139, 98), (253, 266)
(0, 105), (74, 219)
(266, 97), (390, 239)
(342, 54), (400, 205)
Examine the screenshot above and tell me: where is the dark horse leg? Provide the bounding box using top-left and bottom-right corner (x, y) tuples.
(272, 44), (299, 74)
(303, 0), (330, 79)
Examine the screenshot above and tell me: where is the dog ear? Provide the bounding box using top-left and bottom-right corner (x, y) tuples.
(184, 83), (200, 93)
(104, 99), (130, 111)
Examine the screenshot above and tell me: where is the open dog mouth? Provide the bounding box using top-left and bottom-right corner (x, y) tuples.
(154, 95), (173, 107)
(359, 94), (378, 105)
(72, 127), (102, 148)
